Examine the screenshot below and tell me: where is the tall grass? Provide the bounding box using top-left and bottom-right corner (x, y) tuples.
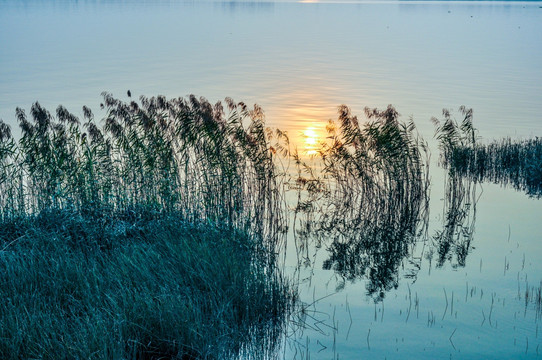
(291, 105), (430, 300)
(0, 94), (294, 359)
(318, 105), (429, 230)
(1, 94), (287, 254)
(468, 137), (542, 197)
(432, 106), (477, 173)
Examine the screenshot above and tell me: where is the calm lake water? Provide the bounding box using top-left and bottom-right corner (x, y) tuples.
(1, 0), (542, 358)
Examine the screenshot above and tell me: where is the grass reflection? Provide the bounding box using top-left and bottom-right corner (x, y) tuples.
(430, 169), (478, 269)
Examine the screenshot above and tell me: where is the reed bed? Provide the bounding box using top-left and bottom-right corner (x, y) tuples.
(291, 105), (430, 300)
(0, 94), (287, 254)
(433, 106), (542, 198)
(469, 137), (542, 197)
(0, 94), (294, 359)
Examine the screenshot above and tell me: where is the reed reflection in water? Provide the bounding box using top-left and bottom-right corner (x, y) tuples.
(430, 168), (478, 269)
(288, 105), (498, 302)
(285, 105), (541, 359)
(290, 104), (431, 301)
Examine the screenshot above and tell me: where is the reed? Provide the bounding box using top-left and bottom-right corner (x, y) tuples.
(319, 105), (429, 232)
(0, 213), (295, 359)
(432, 106), (477, 173)
(471, 137), (542, 197)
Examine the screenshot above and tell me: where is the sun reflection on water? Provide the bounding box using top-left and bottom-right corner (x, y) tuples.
(262, 84), (342, 158)
(302, 127), (321, 156)
(268, 96), (332, 157)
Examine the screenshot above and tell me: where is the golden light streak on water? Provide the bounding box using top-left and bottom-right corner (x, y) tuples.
(302, 127), (321, 156)
(265, 87), (336, 157)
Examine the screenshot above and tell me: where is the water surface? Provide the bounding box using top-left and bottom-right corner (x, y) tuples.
(1, 0), (542, 358)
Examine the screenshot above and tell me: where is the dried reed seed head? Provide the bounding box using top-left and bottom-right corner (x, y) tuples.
(197, 99), (213, 118)
(0, 120), (12, 142)
(251, 104), (265, 121)
(101, 92), (118, 108)
(16, 107), (27, 123)
(213, 101), (224, 120)
(82, 106), (94, 121)
(140, 95), (150, 109)
(115, 105), (134, 127)
(19, 119), (34, 136)
(338, 104), (351, 119)
(225, 97), (236, 112)
(189, 95), (200, 110)
(238, 102), (247, 113)
(56, 105), (69, 123)
(140, 113), (155, 132)
(56, 105), (80, 125)
(157, 95), (166, 110)
(130, 101), (139, 112)
(459, 105), (472, 117)
(31, 102), (52, 132)
(105, 118), (123, 139)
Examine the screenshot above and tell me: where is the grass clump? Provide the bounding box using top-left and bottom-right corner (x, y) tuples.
(0, 213), (294, 359)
